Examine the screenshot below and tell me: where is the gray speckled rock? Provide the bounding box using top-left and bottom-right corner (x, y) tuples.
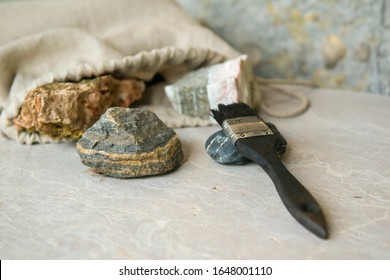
(205, 122), (287, 165)
(77, 107), (183, 178)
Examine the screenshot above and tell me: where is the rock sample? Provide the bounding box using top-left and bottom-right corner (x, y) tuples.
(165, 55), (253, 119)
(13, 75), (145, 140)
(76, 107), (183, 178)
(205, 123), (287, 165)
(205, 130), (251, 165)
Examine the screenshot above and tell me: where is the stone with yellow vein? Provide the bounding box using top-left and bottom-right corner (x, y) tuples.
(76, 107), (183, 178)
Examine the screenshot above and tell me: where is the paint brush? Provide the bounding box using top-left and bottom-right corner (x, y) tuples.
(211, 103), (328, 239)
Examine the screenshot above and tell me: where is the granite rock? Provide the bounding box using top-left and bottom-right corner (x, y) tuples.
(77, 107), (184, 178)
(13, 75), (145, 140)
(205, 122), (287, 165)
(165, 55), (253, 119)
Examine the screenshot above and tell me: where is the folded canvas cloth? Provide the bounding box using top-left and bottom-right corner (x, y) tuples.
(0, 0), (244, 144)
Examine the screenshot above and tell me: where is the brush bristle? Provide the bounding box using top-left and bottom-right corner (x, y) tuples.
(210, 103), (259, 126)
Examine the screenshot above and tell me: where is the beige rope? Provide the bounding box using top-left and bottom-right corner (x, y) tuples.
(255, 77), (316, 118)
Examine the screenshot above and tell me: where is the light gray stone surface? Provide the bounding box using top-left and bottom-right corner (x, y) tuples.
(1, 88), (390, 259)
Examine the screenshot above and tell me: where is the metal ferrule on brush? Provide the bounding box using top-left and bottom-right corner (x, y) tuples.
(222, 116), (274, 145)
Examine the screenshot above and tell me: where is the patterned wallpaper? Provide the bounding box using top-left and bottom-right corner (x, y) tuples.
(177, 0), (390, 95)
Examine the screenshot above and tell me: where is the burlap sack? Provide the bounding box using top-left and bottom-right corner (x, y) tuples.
(0, 0), (246, 144)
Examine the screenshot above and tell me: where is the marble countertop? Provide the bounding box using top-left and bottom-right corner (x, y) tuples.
(1, 88), (389, 259)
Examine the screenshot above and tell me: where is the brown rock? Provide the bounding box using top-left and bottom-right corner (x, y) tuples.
(13, 75), (145, 140)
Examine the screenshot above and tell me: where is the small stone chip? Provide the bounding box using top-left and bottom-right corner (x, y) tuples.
(77, 107), (184, 178)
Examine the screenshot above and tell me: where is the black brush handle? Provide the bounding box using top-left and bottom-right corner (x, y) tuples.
(235, 136), (328, 239)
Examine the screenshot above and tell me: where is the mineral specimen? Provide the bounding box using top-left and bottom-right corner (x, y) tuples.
(76, 107), (184, 178)
(13, 75), (145, 140)
(205, 123), (287, 165)
(164, 55), (253, 119)
(205, 130), (251, 165)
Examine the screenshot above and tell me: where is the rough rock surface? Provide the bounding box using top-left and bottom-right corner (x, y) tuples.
(77, 107), (183, 178)
(205, 123), (287, 165)
(13, 75), (145, 140)
(165, 55), (253, 119)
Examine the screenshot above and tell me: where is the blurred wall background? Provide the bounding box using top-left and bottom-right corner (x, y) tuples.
(177, 0), (390, 95)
